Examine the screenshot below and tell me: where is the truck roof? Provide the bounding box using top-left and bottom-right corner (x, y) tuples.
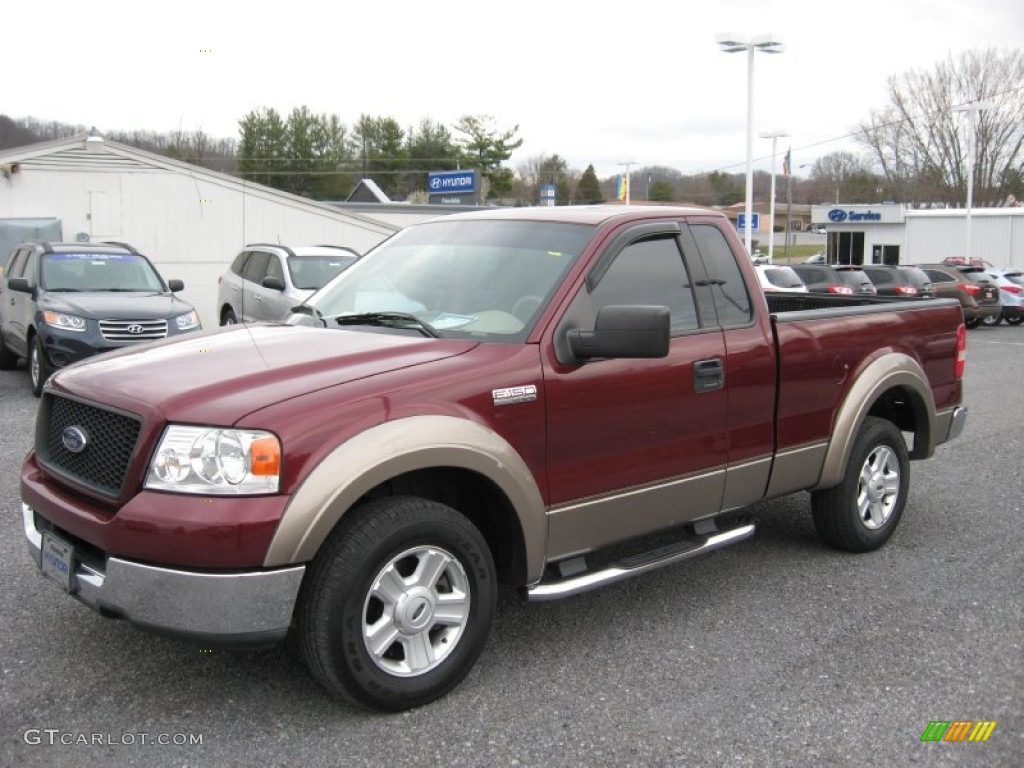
(424, 204), (721, 226)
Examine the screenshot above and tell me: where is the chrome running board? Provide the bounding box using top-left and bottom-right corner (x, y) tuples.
(526, 523), (755, 602)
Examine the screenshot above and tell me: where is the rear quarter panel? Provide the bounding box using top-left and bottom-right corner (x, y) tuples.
(773, 300), (963, 452)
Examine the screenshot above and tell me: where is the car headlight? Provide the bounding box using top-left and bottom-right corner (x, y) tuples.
(175, 310), (201, 331)
(145, 426), (280, 494)
(42, 311), (87, 332)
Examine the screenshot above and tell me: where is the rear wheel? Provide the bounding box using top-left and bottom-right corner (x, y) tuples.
(296, 496), (496, 711)
(964, 317), (981, 329)
(28, 336), (51, 397)
(811, 417), (909, 553)
(981, 313), (1001, 327)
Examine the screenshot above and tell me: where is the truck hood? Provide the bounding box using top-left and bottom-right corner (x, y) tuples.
(40, 291), (194, 319)
(51, 324), (478, 424)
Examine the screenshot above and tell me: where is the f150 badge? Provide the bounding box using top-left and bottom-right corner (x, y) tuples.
(492, 384), (538, 406)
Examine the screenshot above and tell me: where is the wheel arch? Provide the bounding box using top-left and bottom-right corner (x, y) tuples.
(814, 353), (936, 490)
(263, 415), (545, 585)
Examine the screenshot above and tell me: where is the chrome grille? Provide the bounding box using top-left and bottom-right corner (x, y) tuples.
(99, 318), (168, 342)
(37, 394), (142, 498)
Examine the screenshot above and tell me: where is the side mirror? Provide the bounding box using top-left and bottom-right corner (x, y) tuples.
(568, 305), (670, 361)
(262, 276), (286, 291)
(167, 279), (184, 292)
(8, 277), (33, 294)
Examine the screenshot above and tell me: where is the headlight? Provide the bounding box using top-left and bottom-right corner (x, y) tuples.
(175, 310), (201, 331)
(145, 426), (280, 494)
(42, 311), (87, 332)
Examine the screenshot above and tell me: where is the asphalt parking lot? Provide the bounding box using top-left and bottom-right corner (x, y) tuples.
(0, 326), (1020, 767)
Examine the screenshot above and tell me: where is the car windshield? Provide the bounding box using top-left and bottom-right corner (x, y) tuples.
(288, 254), (358, 290)
(763, 267), (804, 289)
(40, 253), (165, 292)
(295, 218), (592, 341)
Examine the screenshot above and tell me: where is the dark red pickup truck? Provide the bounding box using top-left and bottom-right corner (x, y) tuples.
(20, 205), (967, 710)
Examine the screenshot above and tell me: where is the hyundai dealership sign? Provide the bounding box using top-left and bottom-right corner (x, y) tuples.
(812, 204), (905, 226)
(427, 170), (479, 205)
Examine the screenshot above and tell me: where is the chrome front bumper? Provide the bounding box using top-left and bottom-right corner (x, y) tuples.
(23, 504), (304, 645)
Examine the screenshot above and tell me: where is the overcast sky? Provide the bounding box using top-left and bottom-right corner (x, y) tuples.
(6, 0), (1023, 180)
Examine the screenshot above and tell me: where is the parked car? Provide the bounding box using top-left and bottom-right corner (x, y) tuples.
(803, 252), (826, 264)
(810, 225), (827, 234)
(0, 241), (200, 396)
(791, 264), (874, 295)
(217, 244), (360, 325)
(754, 264), (808, 293)
(862, 265), (935, 298)
(918, 264), (1002, 328)
(982, 268), (1024, 325)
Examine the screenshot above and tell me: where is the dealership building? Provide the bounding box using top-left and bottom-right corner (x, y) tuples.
(810, 204), (1024, 269)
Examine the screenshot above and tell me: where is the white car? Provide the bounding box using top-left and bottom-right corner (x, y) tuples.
(983, 268), (1024, 325)
(217, 244), (359, 325)
(754, 264), (809, 293)
(810, 226), (827, 235)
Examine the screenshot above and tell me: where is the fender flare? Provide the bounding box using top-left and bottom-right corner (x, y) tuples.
(814, 353), (935, 490)
(263, 415), (547, 582)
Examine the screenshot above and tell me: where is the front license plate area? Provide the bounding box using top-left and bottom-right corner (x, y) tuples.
(41, 533), (76, 593)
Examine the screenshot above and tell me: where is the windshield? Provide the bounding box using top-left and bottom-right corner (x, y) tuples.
(41, 253), (165, 292)
(295, 219), (592, 341)
(288, 254), (358, 290)
(763, 267), (804, 289)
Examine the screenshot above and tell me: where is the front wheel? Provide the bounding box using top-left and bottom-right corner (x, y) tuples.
(221, 307), (238, 325)
(810, 417), (910, 553)
(964, 317), (981, 329)
(296, 496), (496, 711)
(1005, 314), (1023, 326)
(28, 336), (51, 397)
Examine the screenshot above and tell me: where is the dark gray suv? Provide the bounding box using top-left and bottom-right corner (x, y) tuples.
(0, 241), (200, 395)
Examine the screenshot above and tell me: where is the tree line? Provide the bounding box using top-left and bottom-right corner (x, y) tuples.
(3, 47), (1022, 208)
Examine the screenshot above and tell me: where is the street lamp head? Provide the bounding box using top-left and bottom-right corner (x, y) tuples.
(751, 33), (784, 52)
(715, 33), (749, 52)
(759, 130), (790, 139)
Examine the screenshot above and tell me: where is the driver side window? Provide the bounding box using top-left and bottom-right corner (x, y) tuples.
(591, 235), (699, 331)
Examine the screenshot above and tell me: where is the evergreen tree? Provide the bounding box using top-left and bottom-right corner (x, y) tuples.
(574, 164), (604, 204)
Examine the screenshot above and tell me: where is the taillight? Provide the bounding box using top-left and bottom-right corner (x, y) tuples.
(895, 286), (917, 295)
(828, 285), (854, 295)
(1001, 285), (1022, 295)
(955, 324), (966, 380)
(963, 283), (981, 296)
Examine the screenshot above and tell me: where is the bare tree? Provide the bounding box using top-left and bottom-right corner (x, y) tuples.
(857, 48), (1024, 206)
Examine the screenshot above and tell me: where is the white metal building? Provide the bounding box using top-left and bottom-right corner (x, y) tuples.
(0, 134), (401, 328)
(810, 203), (1024, 269)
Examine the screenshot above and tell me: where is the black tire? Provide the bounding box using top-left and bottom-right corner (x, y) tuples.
(296, 496), (496, 711)
(28, 336), (51, 397)
(981, 313), (1001, 327)
(1005, 315), (1023, 326)
(810, 416), (910, 553)
(0, 334), (17, 370)
(964, 317), (981, 329)
(221, 307), (238, 326)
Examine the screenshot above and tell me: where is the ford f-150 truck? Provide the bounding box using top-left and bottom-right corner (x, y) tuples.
(20, 205), (968, 711)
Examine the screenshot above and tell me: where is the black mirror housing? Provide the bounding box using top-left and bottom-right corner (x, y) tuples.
(568, 305), (670, 361)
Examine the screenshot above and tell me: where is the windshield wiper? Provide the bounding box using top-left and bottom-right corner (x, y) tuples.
(334, 312), (440, 338)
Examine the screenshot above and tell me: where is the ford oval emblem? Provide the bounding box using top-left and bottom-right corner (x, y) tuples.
(828, 209), (848, 223)
(61, 426), (89, 454)
(127, 324), (145, 334)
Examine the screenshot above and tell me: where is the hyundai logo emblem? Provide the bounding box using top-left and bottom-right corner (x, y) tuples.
(828, 209), (848, 223)
(61, 426), (89, 454)
(126, 324), (145, 334)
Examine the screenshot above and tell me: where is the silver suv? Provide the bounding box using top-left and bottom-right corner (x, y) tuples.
(217, 244), (359, 325)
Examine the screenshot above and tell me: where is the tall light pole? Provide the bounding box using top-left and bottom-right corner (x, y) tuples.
(759, 130), (788, 262)
(716, 32), (785, 256)
(952, 100), (993, 259)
